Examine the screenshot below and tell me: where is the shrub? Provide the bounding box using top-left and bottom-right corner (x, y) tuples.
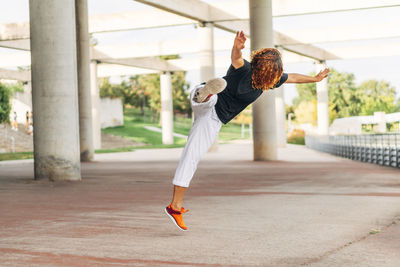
(287, 129), (305, 145)
(0, 83), (11, 124)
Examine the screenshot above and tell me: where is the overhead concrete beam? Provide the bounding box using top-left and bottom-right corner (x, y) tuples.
(97, 64), (155, 77)
(216, 20), (339, 60)
(274, 32), (338, 61)
(90, 9), (195, 33)
(207, 0), (400, 19)
(97, 57), (182, 72)
(0, 9), (194, 42)
(273, 0), (400, 17)
(269, 21), (400, 45)
(0, 67), (30, 81)
(0, 40), (30, 51)
(135, 0), (235, 22)
(134, 0), (340, 61)
(3, 20), (400, 58)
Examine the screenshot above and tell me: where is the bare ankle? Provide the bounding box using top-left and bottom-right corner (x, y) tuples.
(172, 202), (182, 211)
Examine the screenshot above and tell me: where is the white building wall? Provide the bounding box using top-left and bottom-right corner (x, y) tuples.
(329, 111), (400, 135)
(9, 82), (32, 124)
(100, 97), (123, 129)
(10, 98), (31, 124)
(10, 91), (123, 129)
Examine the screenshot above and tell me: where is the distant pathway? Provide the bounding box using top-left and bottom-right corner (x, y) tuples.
(144, 125), (187, 138)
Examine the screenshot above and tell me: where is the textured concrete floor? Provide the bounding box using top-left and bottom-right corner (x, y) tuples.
(1, 142), (400, 266)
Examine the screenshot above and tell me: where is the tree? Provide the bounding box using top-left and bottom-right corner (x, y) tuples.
(327, 70), (361, 118)
(171, 71), (191, 115)
(0, 82), (24, 124)
(292, 69), (399, 123)
(294, 100), (317, 125)
(99, 71), (192, 121)
(292, 74), (316, 108)
(358, 80), (397, 115)
(0, 83), (11, 123)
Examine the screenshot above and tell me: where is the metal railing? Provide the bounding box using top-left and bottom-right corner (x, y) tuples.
(305, 134), (400, 168)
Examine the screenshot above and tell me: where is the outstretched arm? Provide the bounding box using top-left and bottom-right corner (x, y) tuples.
(231, 31), (246, 69)
(286, 68), (330, 83)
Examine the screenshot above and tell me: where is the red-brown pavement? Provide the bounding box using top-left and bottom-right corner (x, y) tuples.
(1, 141), (400, 266)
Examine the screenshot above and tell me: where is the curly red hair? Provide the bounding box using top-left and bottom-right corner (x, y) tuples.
(250, 48), (283, 91)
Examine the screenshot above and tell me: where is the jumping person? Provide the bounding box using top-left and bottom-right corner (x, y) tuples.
(165, 31), (330, 231)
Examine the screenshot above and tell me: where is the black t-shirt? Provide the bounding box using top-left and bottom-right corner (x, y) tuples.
(215, 59), (288, 124)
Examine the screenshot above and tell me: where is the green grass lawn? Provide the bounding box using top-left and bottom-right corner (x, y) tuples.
(101, 108), (189, 149)
(0, 151), (33, 161)
(102, 108), (247, 150)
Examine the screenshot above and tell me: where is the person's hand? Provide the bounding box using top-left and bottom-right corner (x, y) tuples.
(233, 31), (246, 50)
(314, 68), (330, 82)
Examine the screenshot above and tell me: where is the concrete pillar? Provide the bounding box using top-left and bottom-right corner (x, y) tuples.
(275, 85), (286, 147)
(160, 72), (174, 145)
(76, 0), (94, 161)
(374, 112), (386, 133)
(249, 0), (277, 160)
(316, 61), (329, 135)
(198, 22), (218, 150)
(29, 0), (81, 181)
(198, 22), (215, 82)
(90, 61), (101, 149)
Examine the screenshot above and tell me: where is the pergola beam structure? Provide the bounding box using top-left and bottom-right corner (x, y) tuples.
(208, 0), (400, 19)
(5, 37), (400, 81)
(0, 1), (339, 61)
(5, 37), (400, 78)
(98, 57), (183, 72)
(0, 40), (30, 51)
(3, 37), (400, 73)
(3, 22), (400, 54)
(273, 0), (400, 17)
(92, 49), (183, 71)
(1, 0), (398, 41)
(0, 49), (315, 78)
(0, 10), (194, 42)
(90, 9), (195, 33)
(134, 0), (339, 61)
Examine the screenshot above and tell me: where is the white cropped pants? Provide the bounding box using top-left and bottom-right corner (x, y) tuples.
(172, 84), (222, 187)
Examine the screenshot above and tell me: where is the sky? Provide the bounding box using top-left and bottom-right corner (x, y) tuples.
(1, 0), (400, 105)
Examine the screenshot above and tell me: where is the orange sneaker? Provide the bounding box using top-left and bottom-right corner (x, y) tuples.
(165, 204), (189, 231)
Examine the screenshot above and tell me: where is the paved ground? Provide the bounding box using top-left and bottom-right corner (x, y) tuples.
(1, 142), (400, 266)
